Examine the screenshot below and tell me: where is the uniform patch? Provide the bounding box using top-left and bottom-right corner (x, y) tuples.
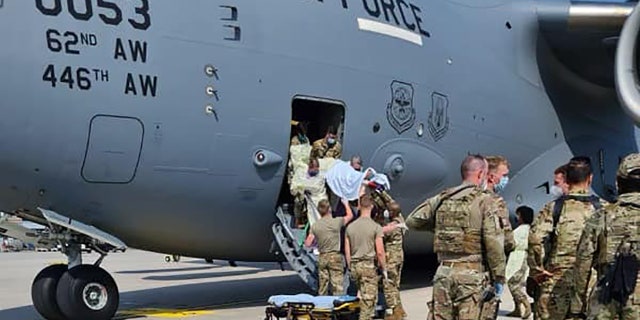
(386, 81), (416, 134)
(429, 92), (450, 141)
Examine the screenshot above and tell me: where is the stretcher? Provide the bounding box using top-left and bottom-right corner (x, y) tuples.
(264, 294), (360, 320)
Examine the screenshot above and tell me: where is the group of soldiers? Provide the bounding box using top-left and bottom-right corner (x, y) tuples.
(292, 122), (407, 319)
(303, 166), (409, 320)
(406, 153), (640, 320)
(290, 120), (640, 319)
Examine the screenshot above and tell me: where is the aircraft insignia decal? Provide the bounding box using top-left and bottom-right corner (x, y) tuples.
(428, 92), (450, 141)
(386, 81), (416, 134)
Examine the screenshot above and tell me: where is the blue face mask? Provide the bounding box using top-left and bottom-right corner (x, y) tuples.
(308, 169), (319, 177)
(494, 176), (509, 193)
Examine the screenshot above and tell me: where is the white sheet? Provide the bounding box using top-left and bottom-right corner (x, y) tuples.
(325, 160), (390, 201)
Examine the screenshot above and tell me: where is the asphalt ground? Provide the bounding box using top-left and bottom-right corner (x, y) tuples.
(0, 250), (523, 319)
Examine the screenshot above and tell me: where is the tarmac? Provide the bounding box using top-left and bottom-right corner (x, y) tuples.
(0, 250), (523, 319)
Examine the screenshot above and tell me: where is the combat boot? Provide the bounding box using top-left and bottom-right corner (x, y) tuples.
(506, 308), (522, 318)
(392, 306), (405, 319)
(384, 308), (396, 320)
(397, 303), (407, 318)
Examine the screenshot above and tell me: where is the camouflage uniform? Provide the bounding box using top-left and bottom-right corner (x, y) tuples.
(480, 192), (515, 320)
(571, 154), (640, 320)
(311, 138), (342, 159)
(311, 216), (347, 296)
(407, 182), (506, 320)
(318, 252), (345, 295)
(383, 214), (406, 314)
(372, 189), (406, 315)
(528, 189), (605, 320)
(346, 216), (384, 320)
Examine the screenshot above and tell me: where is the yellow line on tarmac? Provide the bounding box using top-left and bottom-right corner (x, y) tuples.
(117, 308), (214, 318)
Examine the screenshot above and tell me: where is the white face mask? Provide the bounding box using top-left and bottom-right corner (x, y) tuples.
(383, 210), (390, 219)
(550, 185), (564, 198)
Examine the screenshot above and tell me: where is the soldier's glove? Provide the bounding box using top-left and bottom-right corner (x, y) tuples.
(494, 282), (504, 298)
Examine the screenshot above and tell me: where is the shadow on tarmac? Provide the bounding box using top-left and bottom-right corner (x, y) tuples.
(142, 269), (262, 281)
(115, 274), (311, 319)
(117, 265), (219, 275)
(0, 256), (438, 320)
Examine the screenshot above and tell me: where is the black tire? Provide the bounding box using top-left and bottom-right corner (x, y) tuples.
(32, 264), (68, 320)
(172, 255), (180, 262)
(56, 265), (119, 320)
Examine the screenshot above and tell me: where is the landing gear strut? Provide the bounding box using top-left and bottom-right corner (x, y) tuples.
(22, 208), (127, 320)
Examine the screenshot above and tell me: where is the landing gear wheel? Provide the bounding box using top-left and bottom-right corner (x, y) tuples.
(56, 265), (119, 320)
(32, 264), (68, 320)
(172, 255), (181, 262)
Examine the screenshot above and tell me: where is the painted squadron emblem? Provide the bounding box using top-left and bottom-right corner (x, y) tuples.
(386, 81), (416, 134)
(428, 92), (450, 141)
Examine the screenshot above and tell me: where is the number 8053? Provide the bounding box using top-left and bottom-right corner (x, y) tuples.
(36, 0), (151, 31)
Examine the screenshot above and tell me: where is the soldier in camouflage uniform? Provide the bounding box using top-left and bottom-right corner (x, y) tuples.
(382, 202), (407, 320)
(481, 156), (516, 320)
(371, 188), (408, 319)
(407, 155), (507, 320)
(528, 157), (606, 320)
(311, 126), (342, 159)
(569, 153), (640, 320)
(305, 199), (354, 295)
(346, 194), (387, 320)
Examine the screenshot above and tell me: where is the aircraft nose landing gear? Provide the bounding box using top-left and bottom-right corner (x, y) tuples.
(25, 208), (127, 320)
(32, 254), (120, 320)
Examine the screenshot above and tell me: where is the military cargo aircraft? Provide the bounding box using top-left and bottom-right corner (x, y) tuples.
(1, 0), (640, 319)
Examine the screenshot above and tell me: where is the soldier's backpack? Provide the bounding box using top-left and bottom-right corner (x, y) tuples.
(600, 202), (640, 305)
(543, 194), (603, 267)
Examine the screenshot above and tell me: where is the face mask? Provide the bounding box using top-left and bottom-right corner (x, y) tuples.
(550, 185), (564, 198)
(308, 169), (319, 177)
(494, 176), (509, 193)
(383, 210), (390, 219)
(327, 138), (336, 146)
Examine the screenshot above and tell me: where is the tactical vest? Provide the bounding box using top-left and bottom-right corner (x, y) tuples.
(433, 185), (484, 257)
